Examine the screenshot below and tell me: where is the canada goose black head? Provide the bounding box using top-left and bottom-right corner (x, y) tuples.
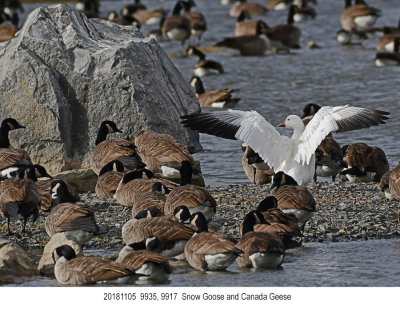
(152, 181), (170, 194)
(287, 5), (297, 24)
(128, 236), (162, 251)
(256, 20), (269, 34)
(15, 166), (37, 181)
(52, 245), (77, 263)
(184, 0), (197, 11)
(30, 164), (53, 179)
(51, 180), (78, 203)
(122, 170), (144, 184)
(99, 160), (125, 177)
(301, 103), (321, 119)
(186, 45), (205, 60)
(172, 205), (191, 222)
(190, 212), (208, 233)
(0, 118), (26, 148)
(172, 0), (186, 15)
(134, 206), (162, 220)
(256, 196), (278, 212)
(271, 171), (298, 189)
(95, 120), (123, 145)
(190, 75), (205, 94)
(237, 10), (251, 22)
(241, 210), (267, 235)
(344, 0), (352, 8)
(179, 160), (195, 185)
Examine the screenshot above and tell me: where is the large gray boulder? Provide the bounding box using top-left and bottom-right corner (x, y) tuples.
(0, 4), (201, 174)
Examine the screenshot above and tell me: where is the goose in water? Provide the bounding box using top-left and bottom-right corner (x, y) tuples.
(181, 105), (389, 185)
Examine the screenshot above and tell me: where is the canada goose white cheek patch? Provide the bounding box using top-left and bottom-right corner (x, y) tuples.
(52, 183), (60, 193)
(1, 167), (19, 177)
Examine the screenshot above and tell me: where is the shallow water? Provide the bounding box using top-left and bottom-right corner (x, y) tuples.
(9, 0), (400, 287)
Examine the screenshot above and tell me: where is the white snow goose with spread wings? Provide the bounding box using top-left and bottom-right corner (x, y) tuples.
(181, 105), (389, 185)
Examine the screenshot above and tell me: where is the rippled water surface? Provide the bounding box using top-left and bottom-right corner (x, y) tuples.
(10, 0), (400, 287)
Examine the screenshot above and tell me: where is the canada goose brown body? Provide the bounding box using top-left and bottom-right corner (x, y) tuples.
(0, 148), (32, 172)
(133, 8), (166, 25)
(184, 212), (241, 271)
(270, 172), (316, 228)
(53, 245), (138, 285)
(161, 1), (191, 45)
(0, 23), (17, 43)
(216, 33), (269, 56)
(0, 172), (40, 234)
(340, 0), (381, 33)
(95, 160), (125, 200)
(36, 179), (79, 212)
(107, 11), (141, 27)
(90, 121), (144, 175)
(315, 136), (345, 181)
(186, 46), (224, 77)
(376, 33), (400, 51)
(122, 217), (195, 257)
(379, 163), (400, 200)
(230, 1), (268, 17)
(241, 144), (274, 184)
(135, 130), (194, 176)
(341, 142), (389, 182)
(132, 191), (166, 217)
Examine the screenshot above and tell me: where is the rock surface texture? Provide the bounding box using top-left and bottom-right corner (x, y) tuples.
(0, 4), (201, 174)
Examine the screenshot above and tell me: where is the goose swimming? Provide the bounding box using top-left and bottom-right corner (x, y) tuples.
(181, 105), (389, 185)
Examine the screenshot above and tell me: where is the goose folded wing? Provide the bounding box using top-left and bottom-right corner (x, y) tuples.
(181, 110), (292, 170)
(296, 105), (389, 165)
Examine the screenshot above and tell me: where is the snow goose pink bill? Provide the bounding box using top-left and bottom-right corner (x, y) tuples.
(181, 105), (390, 185)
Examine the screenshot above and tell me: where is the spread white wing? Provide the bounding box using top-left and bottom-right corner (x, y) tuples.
(181, 109), (293, 170)
(295, 105), (390, 165)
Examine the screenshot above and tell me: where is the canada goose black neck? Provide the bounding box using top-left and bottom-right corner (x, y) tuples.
(122, 170), (143, 184)
(242, 210), (266, 235)
(287, 5), (296, 25)
(302, 103), (321, 118)
(128, 236), (161, 251)
(134, 207), (161, 219)
(172, 1), (185, 15)
(394, 37), (400, 53)
(16, 167), (37, 181)
(237, 10), (251, 22)
(271, 171), (298, 189)
(184, 0), (196, 12)
(179, 160), (193, 185)
(31, 164), (53, 179)
(152, 181), (170, 194)
(190, 76), (205, 94)
(95, 121), (122, 145)
(257, 196), (278, 212)
(99, 160), (124, 177)
(187, 46), (206, 60)
(51, 180), (78, 203)
(54, 245), (77, 262)
(344, 0), (352, 8)
(190, 212), (208, 233)
(0, 118), (26, 148)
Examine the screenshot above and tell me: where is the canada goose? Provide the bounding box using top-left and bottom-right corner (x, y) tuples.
(132, 8), (166, 26)
(216, 21), (270, 56)
(235, 10), (267, 37)
(340, 142), (389, 182)
(314, 136), (346, 181)
(95, 160), (125, 200)
(0, 168), (40, 235)
(131, 182), (169, 217)
(45, 180), (99, 237)
(134, 129), (195, 179)
(266, 0), (292, 11)
(262, 5), (301, 51)
(0, 118), (26, 148)
(375, 37), (400, 67)
(164, 161), (217, 222)
(237, 210), (285, 268)
(293, 0), (316, 22)
(241, 143), (274, 184)
(190, 76), (239, 108)
(90, 120), (145, 175)
(183, 0), (207, 42)
(336, 29), (352, 44)
(121, 207), (195, 257)
(146, 16), (166, 42)
(379, 163), (400, 200)
(270, 171), (316, 231)
(2, 0), (23, 26)
(186, 46), (224, 77)
(340, 0), (381, 35)
(161, 1), (191, 46)
(52, 245), (139, 285)
(181, 106), (389, 185)
(229, 0), (268, 18)
(74, 0), (100, 18)
(107, 11), (141, 27)
(116, 237), (171, 281)
(301, 103), (321, 118)
(184, 212), (241, 271)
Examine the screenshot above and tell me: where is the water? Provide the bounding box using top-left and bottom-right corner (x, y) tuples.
(8, 0), (400, 287)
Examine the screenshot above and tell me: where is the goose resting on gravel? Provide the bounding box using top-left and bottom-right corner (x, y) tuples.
(181, 105), (389, 185)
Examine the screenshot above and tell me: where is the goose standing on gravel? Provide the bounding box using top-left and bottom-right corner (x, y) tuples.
(90, 120), (145, 175)
(181, 105), (389, 185)
(184, 212), (242, 271)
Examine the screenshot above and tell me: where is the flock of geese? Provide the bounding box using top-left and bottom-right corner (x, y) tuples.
(0, 0), (399, 286)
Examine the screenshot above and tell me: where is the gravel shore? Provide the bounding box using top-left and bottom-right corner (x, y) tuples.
(1, 181), (400, 250)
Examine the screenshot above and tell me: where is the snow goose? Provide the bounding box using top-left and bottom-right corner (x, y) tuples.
(340, 142), (389, 182)
(379, 163), (400, 200)
(181, 105), (389, 185)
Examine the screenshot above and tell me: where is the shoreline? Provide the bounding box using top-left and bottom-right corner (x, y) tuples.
(2, 181), (399, 251)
